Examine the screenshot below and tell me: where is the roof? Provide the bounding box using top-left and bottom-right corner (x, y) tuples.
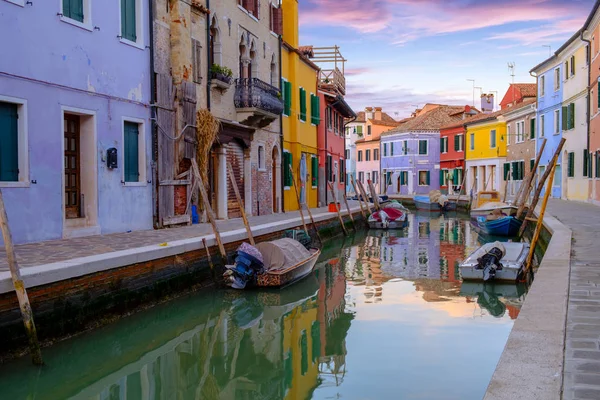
(383, 105), (466, 134)
(463, 108), (510, 127)
(330, 95), (356, 118)
(282, 41), (320, 71)
(583, 0), (600, 31)
(353, 111), (366, 123)
(368, 118), (400, 127)
(501, 97), (537, 118)
(355, 138), (381, 144)
(513, 83), (537, 98)
(350, 110), (398, 125)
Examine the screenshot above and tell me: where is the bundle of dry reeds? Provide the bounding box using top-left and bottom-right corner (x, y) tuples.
(195, 109), (221, 185)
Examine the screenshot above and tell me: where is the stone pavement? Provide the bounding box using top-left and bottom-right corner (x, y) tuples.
(545, 200), (600, 400)
(0, 203), (362, 271)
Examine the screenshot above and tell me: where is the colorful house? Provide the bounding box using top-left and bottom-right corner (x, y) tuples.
(499, 83), (537, 110)
(381, 105), (466, 196)
(439, 106), (480, 195)
(464, 109), (508, 197)
(0, 0), (152, 244)
(530, 52), (565, 198)
(345, 112), (367, 195)
(281, 0), (320, 211)
(355, 107), (399, 193)
(502, 99), (537, 201)
(584, 3), (600, 204)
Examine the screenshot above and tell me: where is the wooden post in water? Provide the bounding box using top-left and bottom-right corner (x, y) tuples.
(524, 163), (556, 271)
(227, 165), (255, 246)
(502, 170), (510, 203)
(357, 180), (372, 213)
(202, 238), (215, 271)
(350, 175), (367, 219)
(288, 165), (310, 236)
(516, 139), (547, 218)
(0, 190), (43, 365)
(328, 182), (348, 236)
(367, 180), (381, 211)
(342, 192), (356, 229)
(192, 160), (227, 260)
(519, 138), (566, 237)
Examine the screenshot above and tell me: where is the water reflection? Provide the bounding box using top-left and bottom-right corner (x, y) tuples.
(0, 213), (527, 400)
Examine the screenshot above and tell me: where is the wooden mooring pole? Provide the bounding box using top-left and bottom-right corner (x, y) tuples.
(516, 139), (547, 218)
(227, 165), (255, 246)
(328, 182), (349, 236)
(288, 165), (310, 236)
(0, 190), (43, 365)
(350, 175), (367, 219)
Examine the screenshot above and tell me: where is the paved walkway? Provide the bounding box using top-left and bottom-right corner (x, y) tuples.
(0, 203), (362, 271)
(546, 200), (600, 400)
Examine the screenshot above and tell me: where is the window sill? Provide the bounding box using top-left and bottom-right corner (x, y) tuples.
(60, 16), (93, 32)
(270, 31), (279, 39)
(258, 168), (266, 172)
(119, 37), (145, 51)
(122, 181), (148, 187)
(0, 181), (30, 188)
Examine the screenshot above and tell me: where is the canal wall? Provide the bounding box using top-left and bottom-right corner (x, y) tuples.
(0, 208), (363, 361)
(484, 209), (572, 400)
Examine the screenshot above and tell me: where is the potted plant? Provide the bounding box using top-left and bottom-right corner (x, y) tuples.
(210, 64), (233, 85)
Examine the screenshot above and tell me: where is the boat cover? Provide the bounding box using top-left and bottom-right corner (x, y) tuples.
(256, 238), (312, 272)
(468, 241), (506, 262)
(370, 208), (404, 222)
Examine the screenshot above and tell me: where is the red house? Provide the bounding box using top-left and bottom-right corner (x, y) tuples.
(499, 83), (537, 110)
(439, 106), (479, 194)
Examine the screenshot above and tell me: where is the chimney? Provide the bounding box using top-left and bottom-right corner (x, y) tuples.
(365, 107), (374, 120)
(481, 93), (494, 113)
(374, 107), (383, 120)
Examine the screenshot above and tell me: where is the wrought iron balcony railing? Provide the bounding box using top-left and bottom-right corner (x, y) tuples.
(234, 78), (284, 116)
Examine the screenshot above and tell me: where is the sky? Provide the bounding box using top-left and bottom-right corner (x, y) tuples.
(298, 0), (595, 119)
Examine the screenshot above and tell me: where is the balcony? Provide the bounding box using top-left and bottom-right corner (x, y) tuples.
(319, 67), (346, 96)
(234, 78), (283, 128)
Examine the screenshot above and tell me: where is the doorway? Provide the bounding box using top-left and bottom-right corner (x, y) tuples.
(64, 114), (81, 219)
(272, 146), (280, 213)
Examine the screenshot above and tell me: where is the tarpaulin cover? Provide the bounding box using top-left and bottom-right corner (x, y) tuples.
(256, 238), (312, 272)
(371, 208), (404, 222)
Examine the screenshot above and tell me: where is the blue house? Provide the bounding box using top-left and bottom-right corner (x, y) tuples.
(0, 0), (152, 244)
(530, 55), (564, 198)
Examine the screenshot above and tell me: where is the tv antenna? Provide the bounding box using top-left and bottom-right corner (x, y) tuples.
(508, 62), (516, 84)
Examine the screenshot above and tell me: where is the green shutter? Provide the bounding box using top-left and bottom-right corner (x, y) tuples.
(530, 118), (535, 139)
(0, 103), (19, 182)
(562, 106), (568, 131)
(124, 122), (140, 182)
(400, 171), (405, 185)
(64, 0), (84, 23)
(419, 140), (427, 155)
(284, 81), (292, 116)
(383, 143), (387, 157)
(583, 150), (589, 177)
(454, 135), (459, 151)
(311, 156), (318, 186)
(439, 170), (444, 186)
(568, 152), (575, 177)
(569, 103), (575, 130)
(520, 161), (525, 180)
(121, 0), (136, 42)
(299, 88), (306, 121)
(426, 171), (430, 185)
(310, 94), (320, 125)
(284, 152), (292, 186)
(530, 159), (535, 174)
(503, 163), (510, 181)
(453, 169), (459, 185)
(596, 152), (600, 178)
(511, 162), (518, 181)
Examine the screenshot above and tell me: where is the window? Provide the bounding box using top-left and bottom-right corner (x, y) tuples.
(530, 159), (535, 174)
(470, 133), (474, 150)
(62, 0), (84, 23)
(455, 134), (464, 152)
(299, 88), (306, 121)
(563, 103), (575, 130)
(356, 125), (363, 136)
(586, 45), (590, 65)
(570, 55), (575, 77)
(283, 151), (292, 187)
(257, 144), (265, 171)
(490, 130), (497, 148)
(554, 165), (561, 186)
(539, 165), (546, 182)
(401, 140), (408, 155)
(358, 150), (363, 162)
(583, 149), (589, 178)
(440, 137), (448, 153)
(540, 75), (545, 96)
(565, 61), (569, 80)
(310, 94), (320, 125)
(119, 0), (144, 47)
(554, 68), (560, 91)
(0, 98), (28, 186)
(366, 172), (371, 182)
(372, 171), (378, 185)
(383, 143), (388, 157)
(311, 156), (318, 187)
(192, 39), (202, 83)
(440, 169), (448, 186)
(530, 118), (536, 139)
(596, 151), (600, 178)
(333, 161), (338, 182)
(374, 148), (379, 161)
(554, 110), (560, 134)
(367, 125), (372, 136)
(365, 149), (371, 161)
(340, 161), (345, 183)
(345, 149), (349, 159)
(269, 4), (283, 35)
(123, 120), (145, 184)
(326, 155), (332, 182)
(418, 140), (428, 155)
(282, 79), (291, 116)
(540, 115), (545, 137)
(399, 171), (408, 186)
(418, 170), (430, 186)
(516, 121), (525, 143)
(240, 0), (259, 18)
(359, 171), (364, 182)
(503, 163), (510, 181)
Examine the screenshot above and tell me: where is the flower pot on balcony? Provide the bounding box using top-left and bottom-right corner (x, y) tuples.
(211, 72), (232, 91)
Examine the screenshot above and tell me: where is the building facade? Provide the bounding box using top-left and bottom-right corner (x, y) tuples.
(345, 112), (366, 195)
(465, 110), (508, 197)
(281, 0), (319, 211)
(502, 99), (537, 201)
(355, 108), (398, 194)
(585, 5), (600, 204)
(0, 0), (152, 244)
(531, 54), (564, 198)
(381, 106), (464, 196)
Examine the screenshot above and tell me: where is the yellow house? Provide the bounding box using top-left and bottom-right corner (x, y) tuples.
(281, 0), (320, 211)
(282, 299), (320, 400)
(465, 110), (508, 196)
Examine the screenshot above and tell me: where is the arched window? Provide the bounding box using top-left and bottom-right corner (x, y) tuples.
(209, 16), (222, 67)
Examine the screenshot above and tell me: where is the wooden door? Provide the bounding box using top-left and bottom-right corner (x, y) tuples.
(64, 114), (81, 219)
(272, 148), (277, 213)
(227, 142), (245, 219)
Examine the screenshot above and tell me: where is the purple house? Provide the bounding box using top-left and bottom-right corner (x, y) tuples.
(381, 105), (469, 196)
(0, 0), (152, 244)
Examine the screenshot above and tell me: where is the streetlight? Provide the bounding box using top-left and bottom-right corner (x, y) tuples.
(467, 79), (475, 107)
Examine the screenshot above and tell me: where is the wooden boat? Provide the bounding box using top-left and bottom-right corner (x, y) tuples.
(414, 195), (457, 212)
(472, 215), (523, 236)
(471, 191), (517, 217)
(459, 241), (530, 282)
(368, 205), (408, 229)
(256, 248), (321, 288)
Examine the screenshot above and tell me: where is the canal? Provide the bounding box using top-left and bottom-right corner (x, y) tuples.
(0, 213), (529, 400)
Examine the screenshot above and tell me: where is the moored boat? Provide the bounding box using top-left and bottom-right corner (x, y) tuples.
(459, 241), (530, 282)
(368, 207), (408, 229)
(472, 215), (522, 236)
(470, 191), (517, 217)
(414, 195), (457, 212)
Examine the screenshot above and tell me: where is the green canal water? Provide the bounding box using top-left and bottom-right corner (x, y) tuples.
(0, 213), (529, 400)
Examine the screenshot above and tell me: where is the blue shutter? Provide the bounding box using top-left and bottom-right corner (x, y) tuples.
(426, 171), (430, 185)
(0, 103), (19, 181)
(121, 0), (137, 42)
(64, 0), (84, 23)
(124, 122), (139, 182)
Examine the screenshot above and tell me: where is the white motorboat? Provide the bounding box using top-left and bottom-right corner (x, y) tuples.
(459, 241), (530, 282)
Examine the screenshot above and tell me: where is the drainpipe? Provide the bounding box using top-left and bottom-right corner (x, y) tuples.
(206, 0), (211, 111)
(149, 0), (159, 229)
(279, 35), (285, 213)
(581, 31), (592, 179)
